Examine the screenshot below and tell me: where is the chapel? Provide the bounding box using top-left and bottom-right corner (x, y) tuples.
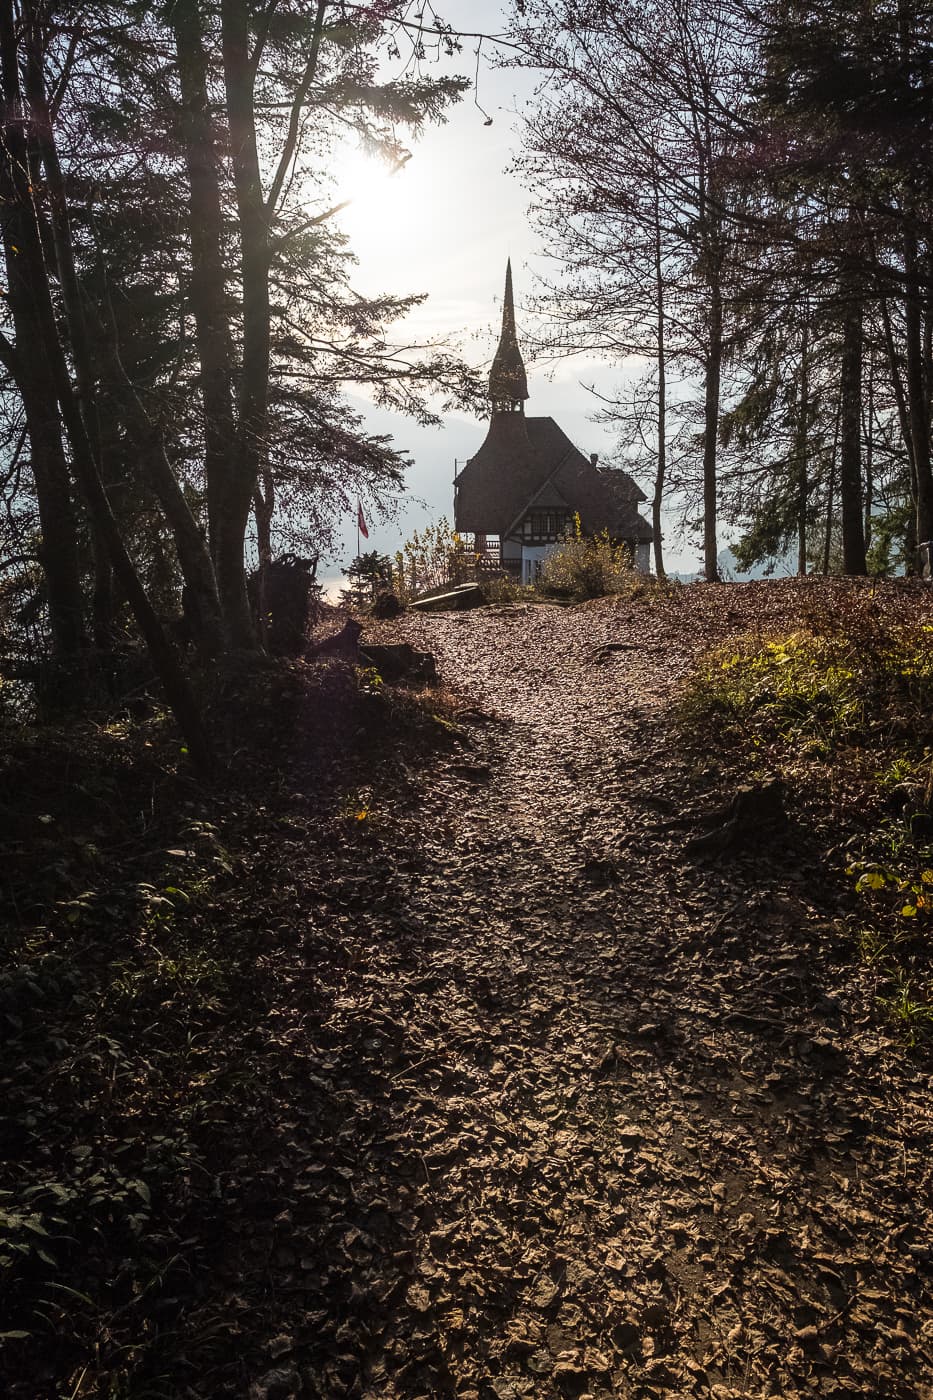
(453, 261), (653, 583)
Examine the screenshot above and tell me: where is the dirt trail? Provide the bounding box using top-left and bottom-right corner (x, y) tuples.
(326, 592), (931, 1400)
(8, 587), (933, 1400)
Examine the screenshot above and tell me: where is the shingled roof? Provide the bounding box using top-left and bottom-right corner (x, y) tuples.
(455, 262), (653, 547)
(488, 260), (529, 411)
(455, 414), (653, 542)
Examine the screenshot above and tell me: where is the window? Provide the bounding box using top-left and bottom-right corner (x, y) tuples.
(522, 510), (571, 540)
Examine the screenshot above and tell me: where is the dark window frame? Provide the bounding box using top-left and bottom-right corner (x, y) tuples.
(522, 510), (572, 541)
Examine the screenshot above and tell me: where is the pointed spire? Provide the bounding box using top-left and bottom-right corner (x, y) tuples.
(489, 258), (529, 413)
(501, 258), (517, 339)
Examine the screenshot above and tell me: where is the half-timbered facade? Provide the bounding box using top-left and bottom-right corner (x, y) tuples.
(454, 263), (653, 583)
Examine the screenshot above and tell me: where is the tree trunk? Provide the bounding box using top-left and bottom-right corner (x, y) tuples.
(839, 261), (867, 576)
(91, 522), (115, 649)
(0, 0), (213, 770)
(823, 398), (841, 575)
(21, 9), (225, 659)
(702, 273), (722, 583)
(100, 323), (227, 657)
(171, 2), (239, 581)
(652, 180), (667, 580)
(253, 471), (275, 646)
(903, 228), (933, 552)
(24, 394), (86, 659)
(59, 382), (215, 771)
(0, 322), (85, 658)
(220, 0), (268, 648)
(893, 1), (931, 567)
(864, 351), (873, 553)
(0, 184), (84, 659)
(795, 317), (810, 576)
(878, 291), (919, 571)
(878, 292), (915, 481)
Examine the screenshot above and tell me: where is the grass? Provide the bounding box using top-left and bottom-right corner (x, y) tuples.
(880, 971), (933, 1044)
(683, 627), (933, 756)
(682, 597), (933, 1042)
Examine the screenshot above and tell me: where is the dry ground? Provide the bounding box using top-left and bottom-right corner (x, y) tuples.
(4, 581), (932, 1400)
(303, 581), (931, 1400)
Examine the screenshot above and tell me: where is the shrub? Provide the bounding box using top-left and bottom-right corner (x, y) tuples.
(395, 519), (467, 600)
(371, 590), (403, 618)
(848, 838), (933, 1042)
(687, 631), (863, 755)
(341, 551), (392, 607)
(481, 574), (535, 606)
(538, 518), (638, 600)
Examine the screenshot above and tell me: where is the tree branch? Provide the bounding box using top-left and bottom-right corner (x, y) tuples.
(265, 0), (328, 216)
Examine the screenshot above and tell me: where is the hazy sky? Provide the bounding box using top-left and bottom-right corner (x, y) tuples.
(320, 2), (674, 587)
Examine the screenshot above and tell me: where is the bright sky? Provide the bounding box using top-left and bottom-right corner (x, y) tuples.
(321, 1), (693, 589)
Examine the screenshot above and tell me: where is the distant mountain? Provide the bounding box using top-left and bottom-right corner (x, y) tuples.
(668, 547), (795, 583)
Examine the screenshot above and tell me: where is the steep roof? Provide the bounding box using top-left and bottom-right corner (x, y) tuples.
(455, 415), (652, 542)
(488, 259), (528, 410)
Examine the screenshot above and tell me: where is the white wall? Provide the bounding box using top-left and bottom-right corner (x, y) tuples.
(521, 543), (559, 584)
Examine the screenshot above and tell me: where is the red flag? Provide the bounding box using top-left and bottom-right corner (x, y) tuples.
(357, 501), (369, 539)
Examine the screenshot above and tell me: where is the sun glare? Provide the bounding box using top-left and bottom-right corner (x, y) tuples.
(327, 136), (473, 307)
(334, 147), (416, 248)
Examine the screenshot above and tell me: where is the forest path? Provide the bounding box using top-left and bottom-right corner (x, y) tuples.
(8, 589), (933, 1400)
(331, 591), (932, 1400)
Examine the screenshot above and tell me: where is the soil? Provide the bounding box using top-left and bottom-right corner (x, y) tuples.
(346, 583), (932, 1400)
(3, 581), (932, 1400)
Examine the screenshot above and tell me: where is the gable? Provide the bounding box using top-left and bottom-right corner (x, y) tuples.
(526, 479), (572, 511)
(454, 413), (651, 541)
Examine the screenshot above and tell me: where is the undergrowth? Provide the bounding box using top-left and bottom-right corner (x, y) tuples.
(683, 598), (933, 1040)
(0, 655), (465, 1395)
(480, 574), (537, 606)
(537, 519), (667, 602)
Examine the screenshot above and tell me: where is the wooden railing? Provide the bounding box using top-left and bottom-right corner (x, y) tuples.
(448, 545), (505, 584)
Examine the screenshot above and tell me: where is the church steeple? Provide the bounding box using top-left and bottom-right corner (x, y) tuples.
(488, 259), (529, 414)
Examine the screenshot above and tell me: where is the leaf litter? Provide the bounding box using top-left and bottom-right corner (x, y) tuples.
(1, 578), (931, 1399)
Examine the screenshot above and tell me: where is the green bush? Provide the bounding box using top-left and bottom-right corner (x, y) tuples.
(481, 574), (535, 606)
(394, 518), (467, 600)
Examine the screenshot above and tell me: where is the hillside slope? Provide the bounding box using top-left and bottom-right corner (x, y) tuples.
(355, 579), (932, 1399)
(2, 580), (931, 1399)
